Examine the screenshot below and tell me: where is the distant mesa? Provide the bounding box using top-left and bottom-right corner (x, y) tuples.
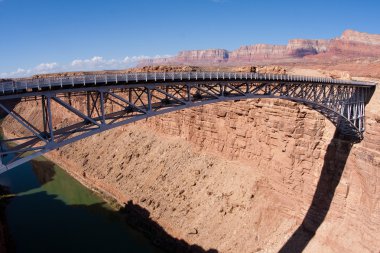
(340, 29), (380, 45)
(139, 30), (380, 66)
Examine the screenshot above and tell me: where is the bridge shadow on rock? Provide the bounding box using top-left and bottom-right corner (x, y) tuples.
(120, 200), (219, 253)
(278, 131), (353, 253)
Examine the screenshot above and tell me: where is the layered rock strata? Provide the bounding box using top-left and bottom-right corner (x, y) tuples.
(140, 30), (380, 66)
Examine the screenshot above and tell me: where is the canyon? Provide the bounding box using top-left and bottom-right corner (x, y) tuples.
(1, 29), (380, 253)
(1, 63), (379, 252)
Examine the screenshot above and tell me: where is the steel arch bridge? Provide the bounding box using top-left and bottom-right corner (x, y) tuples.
(0, 71), (376, 174)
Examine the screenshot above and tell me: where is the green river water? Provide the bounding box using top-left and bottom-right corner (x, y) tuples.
(0, 152), (165, 253)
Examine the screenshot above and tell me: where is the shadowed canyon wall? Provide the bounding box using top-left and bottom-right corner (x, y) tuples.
(1, 73), (379, 253)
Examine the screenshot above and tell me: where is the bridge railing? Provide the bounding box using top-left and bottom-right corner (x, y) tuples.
(0, 72), (375, 94)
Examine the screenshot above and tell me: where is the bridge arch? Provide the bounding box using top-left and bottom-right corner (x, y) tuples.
(0, 72), (376, 173)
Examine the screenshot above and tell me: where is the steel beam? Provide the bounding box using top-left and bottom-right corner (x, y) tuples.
(51, 96), (101, 126)
(0, 74), (376, 172)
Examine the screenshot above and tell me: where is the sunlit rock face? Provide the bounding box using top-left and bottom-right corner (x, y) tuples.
(140, 30), (380, 66)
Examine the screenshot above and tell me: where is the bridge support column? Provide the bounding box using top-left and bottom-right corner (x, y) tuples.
(42, 96), (48, 134)
(86, 91), (91, 118)
(129, 88), (133, 104)
(46, 96), (55, 143)
(186, 84), (191, 102)
(100, 91), (106, 125)
(41, 95), (55, 142)
(147, 88), (152, 112)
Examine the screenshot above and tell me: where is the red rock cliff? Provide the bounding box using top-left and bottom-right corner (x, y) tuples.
(340, 29), (380, 45)
(141, 30), (380, 65)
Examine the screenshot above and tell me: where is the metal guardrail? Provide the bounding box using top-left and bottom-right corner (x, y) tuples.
(0, 72), (376, 94)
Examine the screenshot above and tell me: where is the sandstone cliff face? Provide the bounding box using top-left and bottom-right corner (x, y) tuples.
(141, 30), (380, 66)
(341, 29), (380, 45)
(2, 70), (379, 253)
(286, 39), (329, 56)
(229, 44), (288, 62)
(316, 29), (380, 58)
(322, 39), (380, 58)
(229, 39), (330, 62)
(177, 49), (229, 63)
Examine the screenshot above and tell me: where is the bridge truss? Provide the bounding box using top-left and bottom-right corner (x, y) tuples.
(0, 72), (376, 173)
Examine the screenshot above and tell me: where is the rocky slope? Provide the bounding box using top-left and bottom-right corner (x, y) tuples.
(140, 30), (380, 66)
(1, 67), (379, 253)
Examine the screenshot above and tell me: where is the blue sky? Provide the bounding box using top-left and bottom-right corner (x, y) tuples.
(0, 0), (379, 77)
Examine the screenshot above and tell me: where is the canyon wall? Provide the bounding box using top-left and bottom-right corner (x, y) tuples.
(1, 71), (379, 252)
(229, 40), (329, 62)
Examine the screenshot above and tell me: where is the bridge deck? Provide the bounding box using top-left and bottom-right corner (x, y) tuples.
(0, 72), (375, 98)
(0, 71), (376, 173)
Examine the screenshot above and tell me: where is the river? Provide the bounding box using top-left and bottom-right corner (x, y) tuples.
(0, 150), (165, 253)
